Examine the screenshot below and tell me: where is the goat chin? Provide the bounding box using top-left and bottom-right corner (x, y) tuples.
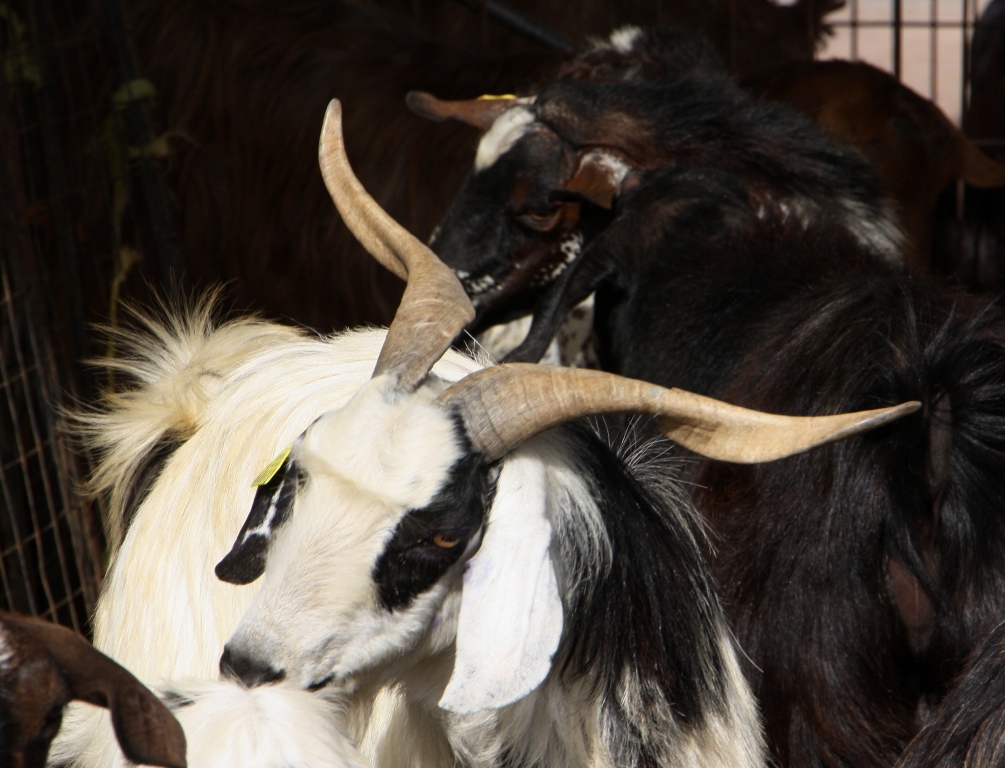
(167, 681), (366, 768)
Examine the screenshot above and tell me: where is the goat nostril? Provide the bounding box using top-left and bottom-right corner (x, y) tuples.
(219, 645), (286, 688)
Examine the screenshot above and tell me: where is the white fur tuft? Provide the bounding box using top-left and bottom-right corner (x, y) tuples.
(76, 296), (303, 551)
(608, 26), (643, 54)
(167, 681), (366, 768)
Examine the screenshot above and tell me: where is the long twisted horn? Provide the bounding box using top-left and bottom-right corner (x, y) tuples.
(438, 364), (921, 463)
(319, 100), (474, 391)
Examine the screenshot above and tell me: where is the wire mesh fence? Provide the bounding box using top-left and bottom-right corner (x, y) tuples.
(0, 0), (151, 635)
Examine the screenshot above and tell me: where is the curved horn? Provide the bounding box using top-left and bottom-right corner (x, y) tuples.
(437, 364), (921, 463)
(406, 91), (530, 130)
(319, 100), (474, 391)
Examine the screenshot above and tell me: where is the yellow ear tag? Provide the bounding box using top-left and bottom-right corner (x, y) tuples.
(477, 94), (518, 100)
(252, 445), (292, 487)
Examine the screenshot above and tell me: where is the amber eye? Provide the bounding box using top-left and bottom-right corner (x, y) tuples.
(519, 205), (562, 232)
(432, 533), (461, 549)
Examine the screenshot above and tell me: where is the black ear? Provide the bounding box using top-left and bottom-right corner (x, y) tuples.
(215, 459), (301, 585)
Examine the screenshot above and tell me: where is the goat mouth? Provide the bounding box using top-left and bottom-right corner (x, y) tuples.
(461, 242), (583, 332)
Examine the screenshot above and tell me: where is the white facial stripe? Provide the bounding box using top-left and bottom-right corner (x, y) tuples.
(475, 107), (536, 172)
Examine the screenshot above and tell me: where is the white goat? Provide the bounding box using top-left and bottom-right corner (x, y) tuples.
(53, 101), (916, 768)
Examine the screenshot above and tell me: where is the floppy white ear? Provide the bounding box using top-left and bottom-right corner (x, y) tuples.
(438, 453), (563, 714)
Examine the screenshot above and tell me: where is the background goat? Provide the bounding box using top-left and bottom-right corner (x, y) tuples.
(0, 609), (185, 768)
(747, 59), (1005, 278)
(412, 28), (1005, 767)
(54, 100), (912, 768)
(97, 0), (842, 336)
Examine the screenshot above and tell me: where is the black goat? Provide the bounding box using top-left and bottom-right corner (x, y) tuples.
(895, 619), (1005, 767)
(413, 27), (1005, 768)
(105, 0), (843, 334)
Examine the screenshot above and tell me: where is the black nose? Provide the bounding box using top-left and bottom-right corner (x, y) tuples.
(220, 645), (286, 687)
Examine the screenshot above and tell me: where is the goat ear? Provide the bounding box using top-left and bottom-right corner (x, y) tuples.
(23, 616), (187, 768)
(558, 148), (633, 210)
(439, 454), (563, 714)
(216, 456), (300, 584)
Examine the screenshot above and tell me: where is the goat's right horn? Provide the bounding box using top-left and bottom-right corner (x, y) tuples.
(319, 100), (474, 392)
(438, 364), (920, 463)
(406, 91), (532, 130)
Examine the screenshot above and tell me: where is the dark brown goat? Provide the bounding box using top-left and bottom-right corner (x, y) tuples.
(940, 0), (1005, 293)
(748, 59), (1005, 273)
(415, 28), (1005, 768)
(0, 610), (185, 768)
(112, 0), (841, 333)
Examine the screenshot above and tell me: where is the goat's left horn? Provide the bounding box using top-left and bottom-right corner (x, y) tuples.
(438, 364), (921, 463)
(319, 100), (474, 391)
(406, 91), (531, 130)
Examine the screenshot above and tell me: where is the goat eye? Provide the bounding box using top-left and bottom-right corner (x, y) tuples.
(518, 206), (562, 232)
(432, 532), (461, 549)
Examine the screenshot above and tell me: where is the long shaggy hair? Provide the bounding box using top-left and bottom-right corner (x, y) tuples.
(693, 277), (1005, 767)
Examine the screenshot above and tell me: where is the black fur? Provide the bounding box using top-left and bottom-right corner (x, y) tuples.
(558, 423), (729, 761)
(896, 620), (1005, 768)
(374, 452), (497, 611)
(215, 458), (303, 585)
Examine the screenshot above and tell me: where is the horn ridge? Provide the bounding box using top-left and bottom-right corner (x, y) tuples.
(319, 100), (474, 390)
(437, 364), (921, 463)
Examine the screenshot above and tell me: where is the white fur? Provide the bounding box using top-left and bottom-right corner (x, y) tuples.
(587, 25), (642, 54)
(475, 107), (536, 171)
(440, 454), (562, 713)
(166, 681), (366, 768)
(0, 628), (14, 671)
(299, 375), (462, 510)
(608, 26), (643, 54)
(842, 198), (905, 262)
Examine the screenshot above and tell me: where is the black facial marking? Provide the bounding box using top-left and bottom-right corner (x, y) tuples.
(215, 459), (302, 585)
(373, 452), (497, 611)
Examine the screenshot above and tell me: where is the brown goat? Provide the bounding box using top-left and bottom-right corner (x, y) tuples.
(0, 610), (185, 768)
(748, 59), (1005, 273)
